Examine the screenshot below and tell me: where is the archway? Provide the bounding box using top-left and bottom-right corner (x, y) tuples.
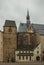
(7, 57), (15, 62)
(7, 57), (12, 62)
(36, 56), (40, 61)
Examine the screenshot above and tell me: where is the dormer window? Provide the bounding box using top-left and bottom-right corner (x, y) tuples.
(9, 27), (12, 32)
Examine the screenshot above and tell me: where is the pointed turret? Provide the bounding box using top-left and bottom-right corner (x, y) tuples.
(26, 9), (30, 27)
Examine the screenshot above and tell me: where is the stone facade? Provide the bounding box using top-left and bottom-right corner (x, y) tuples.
(15, 50), (33, 62)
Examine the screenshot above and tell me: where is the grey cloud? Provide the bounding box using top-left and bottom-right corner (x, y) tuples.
(0, 0), (44, 31)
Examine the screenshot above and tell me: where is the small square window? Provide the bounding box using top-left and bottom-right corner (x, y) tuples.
(37, 51), (39, 54)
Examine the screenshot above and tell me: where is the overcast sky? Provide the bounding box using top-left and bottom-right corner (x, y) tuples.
(0, 0), (44, 31)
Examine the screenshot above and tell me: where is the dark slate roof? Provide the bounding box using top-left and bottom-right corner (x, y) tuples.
(18, 23), (44, 35)
(4, 20), (16, 27)
(32, 24), (44, 35)
(16, 43), (39, 51)
(17, 45), (34, 51)
(17, 43), (39, 51)
(17, 53), (33, 56)
(18, 23), (27, 32)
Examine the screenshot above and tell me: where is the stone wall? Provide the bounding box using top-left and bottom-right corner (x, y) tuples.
(3, 27), (17, 62)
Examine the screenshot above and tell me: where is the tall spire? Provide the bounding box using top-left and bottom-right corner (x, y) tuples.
(27, 9), (30, 19)
(26, 9), (30, 26)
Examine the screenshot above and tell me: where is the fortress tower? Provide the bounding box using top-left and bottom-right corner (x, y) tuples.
(3, 20), (17, 62)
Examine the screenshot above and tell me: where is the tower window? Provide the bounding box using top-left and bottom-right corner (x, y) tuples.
(9, 27), (12, 32)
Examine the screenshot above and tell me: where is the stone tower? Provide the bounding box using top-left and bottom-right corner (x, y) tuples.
(3, 20), (17, 62)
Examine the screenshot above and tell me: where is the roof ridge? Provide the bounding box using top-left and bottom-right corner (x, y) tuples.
(32, 23), (44, 25)
(20, 23), (26, 24)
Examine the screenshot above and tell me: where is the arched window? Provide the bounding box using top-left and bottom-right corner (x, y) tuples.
(23, 56), (24, 60)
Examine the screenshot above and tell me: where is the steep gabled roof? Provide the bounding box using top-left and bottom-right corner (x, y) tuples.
(32, 24), (44, 35)
(18, 23), (44, 35)
(4, 20), (16, 27)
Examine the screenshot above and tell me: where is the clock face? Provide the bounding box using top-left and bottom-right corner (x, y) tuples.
(9, 27), (12, 32)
